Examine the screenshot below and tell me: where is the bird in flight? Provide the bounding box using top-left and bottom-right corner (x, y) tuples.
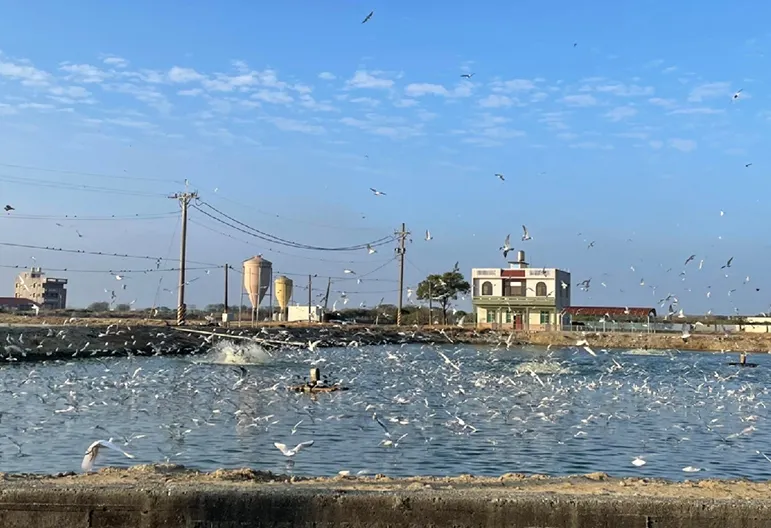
(4, 205), (14, 212)
(732, 89), (743, 101)
(366, 244), (377, 254)
(521, 225), (532, 241)
(495, 173), (505, 181)
(425, 229), (433, 241)
(82, 439), (135, 472)
(500, 234), (512, 258)
(745, 163), (753, 168)
(362, 11), (374, 24)
(370, 188), (386, 196)
(274, 440), (314, 457)
(721, 257), (734, 269)
(684, 254), (696, 266)
(460, 73), (474, 79)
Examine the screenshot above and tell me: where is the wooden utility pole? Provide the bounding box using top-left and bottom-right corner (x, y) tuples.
(308, 274), (312, 324)
(223, 263), (229, 315)
(323, 277), (332, 315)
(395, 223), (409, 326)
(169, 190), (198, 326)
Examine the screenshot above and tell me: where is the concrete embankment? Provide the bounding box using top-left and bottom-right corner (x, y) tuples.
(0, 318), (768, 363)
(1, 466), (770, 527)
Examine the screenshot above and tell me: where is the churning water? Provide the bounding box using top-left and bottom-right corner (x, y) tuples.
(2, 342), (770, 480)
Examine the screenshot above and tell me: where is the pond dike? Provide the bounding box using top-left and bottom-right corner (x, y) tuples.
(0, 323), (503, 362)
(0, 467), (769, 527)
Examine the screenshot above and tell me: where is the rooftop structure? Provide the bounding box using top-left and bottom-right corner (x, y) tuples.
(471, 251), (571, 330)
(564, 306), (657, 318)
(14, 267), (67, 310)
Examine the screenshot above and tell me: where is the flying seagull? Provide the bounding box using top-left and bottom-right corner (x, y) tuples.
(366, 244), (377, 254)
(343, 269), (356, 275)
(362, 11), (373, 24)
(369, 188), (386, 196)
(425, 229), (432, 241)
(521, 225), (531, 241)
(495, 173), (505, 181)
(500, 234), (512, 258)
(4, 205), (14, 212)
(460, 73), (474, 79)
(684, 254), (696, 266)
(721, 257), (733, 269)
(274, 440), (314, 457)
(745, 163), (753, 168)
(82, 439), (135, 472)
(732, 88), (743, 101)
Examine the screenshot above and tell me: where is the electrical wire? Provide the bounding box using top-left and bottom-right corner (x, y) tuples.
(273, 258), (398, 283)
(0, 161), (185, 184)
(0, 264), (210, 274)
(0, 212), (178, 221)
(0, 241), (219, 267)
(189, 217), (394, 265)
(0, 172), (170, 197)
(193, 200), (396, 252)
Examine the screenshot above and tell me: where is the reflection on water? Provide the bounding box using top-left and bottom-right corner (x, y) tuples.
(0, 342), (769, 480)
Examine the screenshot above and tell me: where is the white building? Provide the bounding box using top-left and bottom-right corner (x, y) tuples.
(471, 251), (570, 330)
(287, 305), (322, 323)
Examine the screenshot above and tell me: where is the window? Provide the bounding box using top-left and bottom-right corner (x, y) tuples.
(535, 282), (547, 296)
(486, 309), (495, 323)
(481, 281), (493, 296)
(505, 310), (512, 323)
(504, 280), (524, 296)
(540, 311), (550, 324)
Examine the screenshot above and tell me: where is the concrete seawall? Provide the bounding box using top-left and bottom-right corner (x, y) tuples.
(2, 467), (771, 527)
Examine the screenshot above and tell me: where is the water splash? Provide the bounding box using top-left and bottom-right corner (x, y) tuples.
(204, 340), (273, 365)
(516, 360), (572, 375)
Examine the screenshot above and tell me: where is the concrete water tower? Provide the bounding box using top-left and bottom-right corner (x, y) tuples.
(243, 256), (272, 321)
(274, 275), (293, 321)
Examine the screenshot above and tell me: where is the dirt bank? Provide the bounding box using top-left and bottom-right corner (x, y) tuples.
(3, 466), (771, 528)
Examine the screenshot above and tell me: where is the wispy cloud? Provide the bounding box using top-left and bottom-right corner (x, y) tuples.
(168, 66), (204, 83)
(478, 94), (515, 108)
(687, 82), (732, 103)
(345, 70), (394, 90)
(604, 106), (637, 122)
(0, 57), (51, 86)
(489, 79), (537, 92)
(404, 81), (473, 98)
(267, 116), (325, 134)
(560, 94), (597, 107)
(340, 114), (423, 139)
(669, 138), (697, 152)
(318, 72), (336, 81)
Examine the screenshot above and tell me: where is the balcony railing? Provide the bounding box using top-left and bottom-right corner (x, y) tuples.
(472, 295), (555, 307)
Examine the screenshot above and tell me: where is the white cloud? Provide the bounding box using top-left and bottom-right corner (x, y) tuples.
(252, 90), (293, 104)
(0, 103), (17, 115)
(490, 79), (536, 92)
(538, 111), (570, 130)
(662, 66), (677, 74)
(268, 117), (325, 134)
(393, 99), (418, 108)
(570, 141), (614, 150)
(349, 96), (380, 106)
(668, 138), (697, 152)
(102, 56), (129, 69)
(649, 140), (663, 149)
(648, 97), (677, 108)
(49, 86), (92, 99)
(178, 88), (204, 97)
(318, 72), (336, 80)
(669, 107), (723, 115)
(0, 59), (51, 86)
(168, 66), (204, 83)
(405, 83), (448, 97)
(478, 94), (514, 108)
(594, 83), (654, 97)
(561, 94), (597, 107)
(687, 82), (732, 103)
(604, 106), (637, 122)
(340, 114), (423, 139)
(345, 70), (394, 90)
(298, 94), (337, 112)
(59, 63), (109, 84)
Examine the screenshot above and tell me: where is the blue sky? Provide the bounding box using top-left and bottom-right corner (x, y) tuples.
(0, 0), (769, 316)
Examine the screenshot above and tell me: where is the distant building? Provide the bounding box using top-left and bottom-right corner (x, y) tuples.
(0, 297), (37, 311)
(564, 306), (657, 319)
(471, 251), (571, 330)
(14, 267), (67, 309)
(287, 305), (321, 323)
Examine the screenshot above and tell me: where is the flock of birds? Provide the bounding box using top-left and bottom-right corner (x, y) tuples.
(0, 326), (768, 479)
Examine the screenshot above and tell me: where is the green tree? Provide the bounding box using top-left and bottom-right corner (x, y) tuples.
(115, 304), (131, 312)
(416, 269), (470, 325)
(88, 302), (110, 312)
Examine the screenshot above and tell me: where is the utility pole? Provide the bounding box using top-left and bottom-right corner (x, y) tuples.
(308, 274), (312, 324)
(323, 277), (332, 315)
(395, 223), (409, 326)
(168, 190), (198, 326)
(223, 263), (229, 318)
(428, 280), (433, 327)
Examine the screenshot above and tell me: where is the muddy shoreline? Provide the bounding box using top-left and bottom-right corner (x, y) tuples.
(0, 319), (768, 362)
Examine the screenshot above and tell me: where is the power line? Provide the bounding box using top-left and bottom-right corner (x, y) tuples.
(0, 264), (210, 274)
(0, 172), (169, 197)
(0, 212), (178, 221)
(193, 200), (395, 252)
(189, 217), (394, 265)
(0, 161), (185, 184)
(0, 241), (218, 267)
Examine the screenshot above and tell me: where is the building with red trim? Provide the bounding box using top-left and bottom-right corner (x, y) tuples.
(471, 251), (571, 330)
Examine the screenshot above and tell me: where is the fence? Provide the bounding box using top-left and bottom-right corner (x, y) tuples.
(560, 321), (739, 334)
